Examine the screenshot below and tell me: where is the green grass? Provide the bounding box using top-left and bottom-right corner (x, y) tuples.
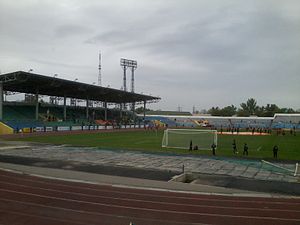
(5, 130), (300, 161)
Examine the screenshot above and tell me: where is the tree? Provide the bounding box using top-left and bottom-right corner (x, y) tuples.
(208, 107), (221, 116)
(239, 98), (259, 116)
(280, 108), (295, 113)
(262, 104), (281, 116)
(221, 105), (237, 116)
(208, 105), (237, 116)
(202, 98), (297, 117)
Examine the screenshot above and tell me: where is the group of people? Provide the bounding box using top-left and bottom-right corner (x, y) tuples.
(247, 127), (272, 135)
(189, 139), (280, 159)
(234, 140), (279, 158)
(232, 139), (279, 158)
(276, 127), (297, 136)
(189, 140), (198, 151)
(232, 139), (248, 155)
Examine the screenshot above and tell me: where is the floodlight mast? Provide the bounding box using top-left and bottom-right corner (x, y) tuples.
(131, 61), (137, 93)
(120, 58), (137, 93)
(120, 58), (127, 91)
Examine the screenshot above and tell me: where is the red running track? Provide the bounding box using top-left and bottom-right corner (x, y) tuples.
(0, 170), (299, 225)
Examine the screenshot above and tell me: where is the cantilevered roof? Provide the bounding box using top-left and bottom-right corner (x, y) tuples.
(0, 71), (160, 104)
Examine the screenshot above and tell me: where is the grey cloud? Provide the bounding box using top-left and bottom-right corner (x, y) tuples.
(55, 25), (93, 38)
(0, 0), (300, 110)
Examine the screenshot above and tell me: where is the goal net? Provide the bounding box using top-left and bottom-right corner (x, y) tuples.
(261, 160), (300, 177)
(162, 129), (217, 150)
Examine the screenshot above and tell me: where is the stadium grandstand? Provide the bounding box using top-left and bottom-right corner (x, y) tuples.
(142, 113), (300, 130)
(0, 71), (160, 134)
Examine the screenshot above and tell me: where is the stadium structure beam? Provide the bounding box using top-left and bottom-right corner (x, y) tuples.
(86, 99), (89, 120)
(132, 102), (135, 121)
(0, 82), (3, 120)
(119, 103), (122, 120)
(104, 101), (107, 121)
(143, 100), (146, 121)
(35, 92), (39, 120)
(63, 95), (67, 121)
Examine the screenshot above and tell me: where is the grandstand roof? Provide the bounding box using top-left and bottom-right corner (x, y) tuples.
(146, 110), (192, 116)
(0, 71), (160, 104)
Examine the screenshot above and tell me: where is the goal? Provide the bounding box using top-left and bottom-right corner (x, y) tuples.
(261, 160), (300, 177)
(162, 129), (217, 150)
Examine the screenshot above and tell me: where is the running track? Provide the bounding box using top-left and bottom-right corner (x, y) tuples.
(0, 170), (300, 225)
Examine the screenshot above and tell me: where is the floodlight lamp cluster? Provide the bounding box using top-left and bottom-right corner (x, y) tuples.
(120, 58), (137, 68)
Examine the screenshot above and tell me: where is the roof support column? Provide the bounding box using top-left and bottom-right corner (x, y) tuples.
(132, 102), (135, 121)
(86, 99), (89, 121)
(104, 101), (107, 121)
(63, 95), (67, 121)
(0, 82), (3, 120)
(119, 103), (122, 120)
(35, 92), (39, 120)
(143, 100), (146, 120)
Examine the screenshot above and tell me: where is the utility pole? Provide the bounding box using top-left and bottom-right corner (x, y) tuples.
(98, 51), (102, 86)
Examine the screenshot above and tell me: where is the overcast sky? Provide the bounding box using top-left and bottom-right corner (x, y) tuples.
(0, 0), (299, 112)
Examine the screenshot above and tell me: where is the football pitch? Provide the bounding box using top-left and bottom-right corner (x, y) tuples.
(11, 130), (300, 161)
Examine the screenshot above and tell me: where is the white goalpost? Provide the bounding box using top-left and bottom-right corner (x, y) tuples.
(261, 160), (300, 177)
(162, 129), (217, 150)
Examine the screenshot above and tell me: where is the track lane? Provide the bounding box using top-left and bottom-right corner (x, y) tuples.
(1, 170), (299, 203)
(0, 171), (300, 205)
(0, 170), (300, 225)
(1, 197), (300, 225)
(0, 199), (206, 225)
(0, 184), (299, 220)
(0, 209), (88, 225)
(1, 172), (299, 211)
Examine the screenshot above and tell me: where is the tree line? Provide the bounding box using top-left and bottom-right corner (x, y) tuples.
(135, 98), (298, 117)
(207, 98), (297, 117)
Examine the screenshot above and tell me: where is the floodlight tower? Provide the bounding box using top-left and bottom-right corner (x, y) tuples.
(120, 58), (137, 92)
(120, 58), (138, 113)
(130, 60), (137, 93)
(120, 58), (128, 91)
